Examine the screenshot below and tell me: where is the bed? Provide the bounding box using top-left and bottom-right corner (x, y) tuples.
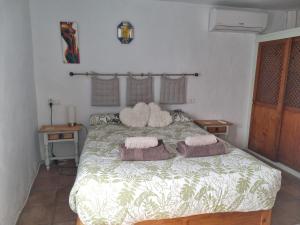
(69, 121), (281, 225)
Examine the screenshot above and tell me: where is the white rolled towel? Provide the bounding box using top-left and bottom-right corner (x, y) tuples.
(125, 137), (158, 149)
(185, 134), (217, 146)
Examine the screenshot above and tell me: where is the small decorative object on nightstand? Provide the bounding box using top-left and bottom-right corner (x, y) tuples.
(39, 124), (82, 170)
(194, 120), (233, 138)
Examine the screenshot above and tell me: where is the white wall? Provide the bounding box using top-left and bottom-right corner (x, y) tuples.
(0, 0), (39, 224)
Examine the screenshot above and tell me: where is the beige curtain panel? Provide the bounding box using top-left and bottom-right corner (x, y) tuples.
(91, 76), (120, 106)
(160, 76), (186, 104)
(127, 76), (153, 106)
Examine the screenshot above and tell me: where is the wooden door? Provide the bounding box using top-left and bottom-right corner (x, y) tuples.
(249, 39), (291, 160)
(278, 37), (300, 171)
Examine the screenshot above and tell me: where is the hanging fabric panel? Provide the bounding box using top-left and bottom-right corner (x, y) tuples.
(91, 76), (120, 106)
(160, 76), (186, 104)
(126, 76), (153, 106)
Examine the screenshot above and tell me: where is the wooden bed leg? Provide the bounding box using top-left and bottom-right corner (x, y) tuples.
(76, 216), (84, 225)
(261, 210), (272, 225)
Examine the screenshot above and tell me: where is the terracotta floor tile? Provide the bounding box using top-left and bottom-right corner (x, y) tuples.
(274, 190), (295, 206)
(31, 176), (60, 192)
(17, 204), (55, 225)
(281, 174), (300, 199)
(57, 167), (77, 176)
(273, 199), (300, 219)
(58, 175), (76, 188)
(56, 187), (72, 203)
(37, 165), (60, 179)
(53, 221), (76, 225)
(27, 190), (56, 207)
(53, 202), (77, 223)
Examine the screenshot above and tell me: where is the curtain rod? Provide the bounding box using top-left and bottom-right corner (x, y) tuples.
(69, 72), (199, 77)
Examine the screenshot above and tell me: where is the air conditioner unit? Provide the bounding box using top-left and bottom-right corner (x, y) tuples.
(209, 8), (268, 33)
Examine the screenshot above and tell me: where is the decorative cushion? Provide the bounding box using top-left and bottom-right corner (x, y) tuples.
(169, 109), (192, 122)
(148, 102), (172, 127)
(120, 102), (150, 127)
(89, 113), (121, 126)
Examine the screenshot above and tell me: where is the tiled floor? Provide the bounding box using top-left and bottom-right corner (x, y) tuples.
(17, 161), (77, 225)
(17, 160), (300, 225)
(272, 172), (300, 225)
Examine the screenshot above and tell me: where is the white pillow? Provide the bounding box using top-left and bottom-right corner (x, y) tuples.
(148, 102), (172, 127)
(120, 102), (150, 127)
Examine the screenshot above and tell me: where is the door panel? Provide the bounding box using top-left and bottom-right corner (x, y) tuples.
(249, 39), (291, 160)
(255, 42), (284, 106)
(249, 104), (279, 159)
(278, 37), (300, 171)
(279, 109), (300, 170)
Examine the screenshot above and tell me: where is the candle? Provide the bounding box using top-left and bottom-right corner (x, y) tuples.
(67, 105), (76, 126)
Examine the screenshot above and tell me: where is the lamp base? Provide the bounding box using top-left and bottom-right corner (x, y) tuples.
(68, 122), (77, 127)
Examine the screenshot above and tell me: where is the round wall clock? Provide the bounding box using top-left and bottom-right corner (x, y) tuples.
(117, 21), (134, 44)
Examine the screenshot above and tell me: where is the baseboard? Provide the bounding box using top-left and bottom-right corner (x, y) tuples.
(244, 148), (300, 179)
(13, 161), (41, 225)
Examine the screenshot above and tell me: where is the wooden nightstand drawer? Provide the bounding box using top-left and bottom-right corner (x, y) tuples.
(48, 133), (59, 140)
(62, 133), (74, 139)
(193, 120), (232, 138)
(48, 133), (74, 140)
(216, 126), (227, 133)
(207, 126), (227, 133)
(207, 127), (217, 133)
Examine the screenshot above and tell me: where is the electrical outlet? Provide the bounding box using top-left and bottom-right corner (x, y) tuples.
(188, 98), (196, 104)
(48, 98), (60, 105)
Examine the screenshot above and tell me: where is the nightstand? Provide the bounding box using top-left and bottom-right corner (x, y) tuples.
(39, 124), (82, 170)
(194, 120), (233, 138)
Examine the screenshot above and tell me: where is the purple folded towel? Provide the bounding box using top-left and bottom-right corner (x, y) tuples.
(176, 141), (226, 158)
(120, 140), (175, 161)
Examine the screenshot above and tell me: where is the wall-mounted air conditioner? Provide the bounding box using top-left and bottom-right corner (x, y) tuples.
(209, 8), (268, 33)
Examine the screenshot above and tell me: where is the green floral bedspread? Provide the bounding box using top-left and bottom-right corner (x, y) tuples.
(69, 122), (281, 225)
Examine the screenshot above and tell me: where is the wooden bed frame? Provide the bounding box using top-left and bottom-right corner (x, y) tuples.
(76, 209), (271, 225)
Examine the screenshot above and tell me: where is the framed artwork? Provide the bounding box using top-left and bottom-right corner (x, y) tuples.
(60, 21), (80, 64)
(117, 21), (134, 44)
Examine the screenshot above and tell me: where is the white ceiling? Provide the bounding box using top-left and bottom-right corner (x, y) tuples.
(159, 0), (300, 9)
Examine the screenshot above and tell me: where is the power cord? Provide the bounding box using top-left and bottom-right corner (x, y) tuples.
(49, 100), (53, 125)
(48, 99), (57, 163)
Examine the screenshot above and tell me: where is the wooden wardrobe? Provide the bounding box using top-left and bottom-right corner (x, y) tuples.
(249, 36), (300, 171)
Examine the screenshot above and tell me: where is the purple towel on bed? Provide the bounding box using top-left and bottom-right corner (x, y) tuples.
(120, 140), (175, 161)
(176, 140), (226, 158)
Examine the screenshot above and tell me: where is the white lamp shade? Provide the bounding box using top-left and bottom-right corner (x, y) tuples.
(67, 105), (76, 125)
